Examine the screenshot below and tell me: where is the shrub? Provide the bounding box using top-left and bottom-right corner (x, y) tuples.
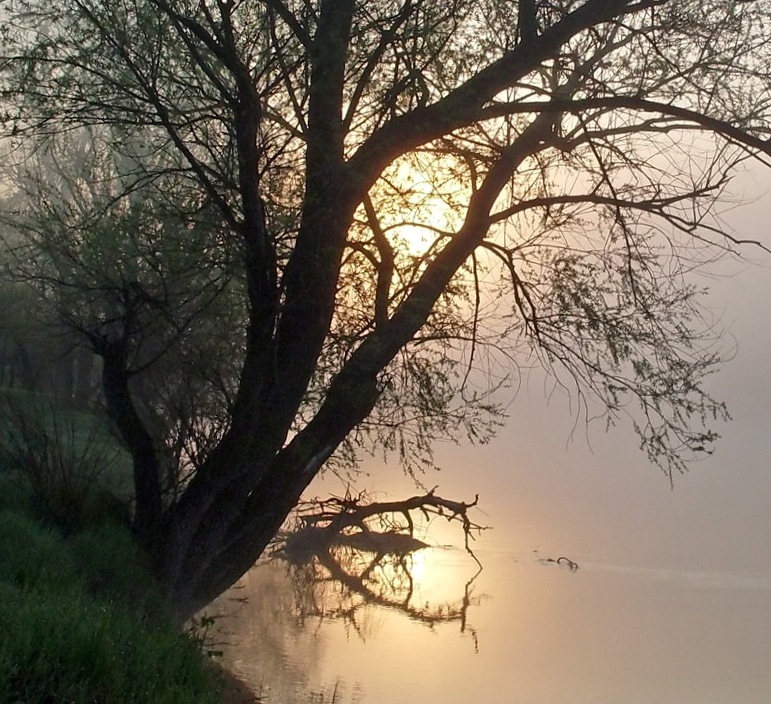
(0, 394), (130, 532)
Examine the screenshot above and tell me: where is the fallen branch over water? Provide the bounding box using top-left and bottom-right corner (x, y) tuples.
(283, 487), (488, 564)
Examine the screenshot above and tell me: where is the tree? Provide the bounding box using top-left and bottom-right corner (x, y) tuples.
(1, 0), (771, 622)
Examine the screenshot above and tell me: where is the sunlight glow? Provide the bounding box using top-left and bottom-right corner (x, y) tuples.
(408, 547), (427, 584)
(372, 154), (468, 259)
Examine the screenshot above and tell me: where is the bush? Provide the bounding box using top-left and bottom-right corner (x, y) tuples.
(0, 393), (131, 532)
(0, 470), (35, 519)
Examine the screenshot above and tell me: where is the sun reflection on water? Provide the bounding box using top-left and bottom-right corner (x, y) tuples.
(211, 530), (487, 704)
(279, 539), (483, 637)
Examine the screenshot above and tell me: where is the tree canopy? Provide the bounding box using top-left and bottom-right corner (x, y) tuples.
(1, 0), (771, 620)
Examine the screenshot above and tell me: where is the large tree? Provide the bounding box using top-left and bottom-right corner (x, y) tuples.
(1, 0), (770, 621)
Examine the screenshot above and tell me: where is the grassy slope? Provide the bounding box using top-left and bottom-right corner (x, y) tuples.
(0, 392), (238, 704)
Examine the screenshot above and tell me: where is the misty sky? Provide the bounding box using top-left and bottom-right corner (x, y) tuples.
(315, 165), (771, 576)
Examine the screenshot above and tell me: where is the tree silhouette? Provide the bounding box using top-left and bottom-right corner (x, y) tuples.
(2, 0), (771, 620)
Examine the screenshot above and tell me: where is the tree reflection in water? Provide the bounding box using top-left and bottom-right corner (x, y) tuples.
(284, 545), (482, 648)
(210, 492), (486, 702)
(273, 489), (486, 649)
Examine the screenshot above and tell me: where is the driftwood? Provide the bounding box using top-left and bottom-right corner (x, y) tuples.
(268, 488), (488, 647)
(538, 555), (580, 571)
(282, 487), (488, 564)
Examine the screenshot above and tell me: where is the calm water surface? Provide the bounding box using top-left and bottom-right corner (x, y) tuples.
(208, 193), (771, 703)
(212, 533), (771, 704)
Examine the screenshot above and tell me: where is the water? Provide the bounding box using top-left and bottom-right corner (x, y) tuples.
(210, 370), (771, 704)
(212, 533), (771, 704)
(211, 238), (771, 704)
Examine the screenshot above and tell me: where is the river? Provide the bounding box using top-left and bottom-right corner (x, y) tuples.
(212, 229), (771, 703)
(213, 534), (771, 704)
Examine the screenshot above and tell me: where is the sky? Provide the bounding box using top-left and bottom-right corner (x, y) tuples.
(314, 164), (771, 577)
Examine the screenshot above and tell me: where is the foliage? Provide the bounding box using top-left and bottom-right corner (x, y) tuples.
(1, 0), (770, 618)
(0, 508), (227, 704)
(0, 393), (130, 531)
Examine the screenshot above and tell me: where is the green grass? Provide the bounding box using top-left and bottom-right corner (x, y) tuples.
(0, 582), (223, 703)
(0, 506), (229, 704)
(0, 392), (231, 704)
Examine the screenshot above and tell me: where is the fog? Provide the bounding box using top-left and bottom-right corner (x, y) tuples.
(317, 170), (771, 578)
(220, 172), (771, 704)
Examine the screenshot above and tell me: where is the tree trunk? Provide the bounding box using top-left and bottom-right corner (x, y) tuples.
(72, 347), (94, 409)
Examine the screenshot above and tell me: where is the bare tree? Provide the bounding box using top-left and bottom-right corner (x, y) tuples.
(1, 0), (771, 621)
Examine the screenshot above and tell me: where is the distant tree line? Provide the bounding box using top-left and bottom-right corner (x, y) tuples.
(0, 278), (97, 407)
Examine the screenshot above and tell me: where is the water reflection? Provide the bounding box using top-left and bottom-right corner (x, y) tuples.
(212, 485), (771, 704)
(280, 540), (483, 646)
(215, 537), (771, 704)
(211, 512), (485, 703)
(212, 560), (363, 702)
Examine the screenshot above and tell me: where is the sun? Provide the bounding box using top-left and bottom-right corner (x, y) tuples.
(389, 218), (443, 258)
(372, 155), (467, 259)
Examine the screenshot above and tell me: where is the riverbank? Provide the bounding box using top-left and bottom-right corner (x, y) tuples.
(0, 392), (257, 703)
(0, 475), (241, 703)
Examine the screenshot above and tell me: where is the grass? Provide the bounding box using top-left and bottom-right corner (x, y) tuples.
(0, 392), (234, 704)
(0, 506), (230, 703)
